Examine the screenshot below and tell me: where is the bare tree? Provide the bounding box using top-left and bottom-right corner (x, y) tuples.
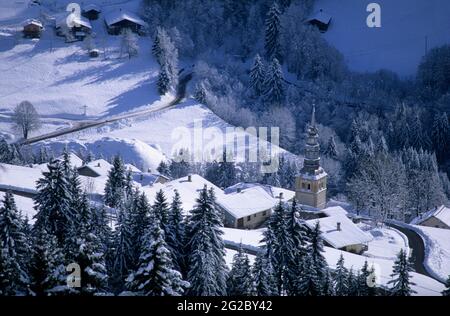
(12, 101), (41, 139)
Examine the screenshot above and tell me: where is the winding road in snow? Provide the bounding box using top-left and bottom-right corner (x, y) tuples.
(16, 72), (193, 146)
(386, 222), (440, 282)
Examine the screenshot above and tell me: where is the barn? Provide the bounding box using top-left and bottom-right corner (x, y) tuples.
(55, 13), (92, 41)
(82, 4), (101, 20)
(23, 19), (43, 38)
(104, 9), (148, 35)
(307, 9), (332, 33)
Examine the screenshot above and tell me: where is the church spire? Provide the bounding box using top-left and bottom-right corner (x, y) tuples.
(311, 104), (316, 128)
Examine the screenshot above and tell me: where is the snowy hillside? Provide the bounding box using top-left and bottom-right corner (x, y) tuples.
(315, 0), (450, 76)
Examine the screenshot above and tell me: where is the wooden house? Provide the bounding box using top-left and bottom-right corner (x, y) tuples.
(307, 9), (332, 33)
(55, 13), (92, 41)
(23, 19), (43, 38)
(82, 4), (101, 20)
(104, 9), (148, 35)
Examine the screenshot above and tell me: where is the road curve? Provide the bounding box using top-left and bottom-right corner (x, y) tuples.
(17, 73), (193, 146)
(386, 223), (439, 282)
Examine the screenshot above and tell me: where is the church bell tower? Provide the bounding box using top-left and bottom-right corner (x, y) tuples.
(295, 106), (327, 209)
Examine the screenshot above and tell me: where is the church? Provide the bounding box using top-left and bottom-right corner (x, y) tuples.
(296, 106), (328, 209)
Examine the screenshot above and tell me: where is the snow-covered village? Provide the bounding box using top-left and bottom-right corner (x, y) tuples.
(0, 0), (449, 302)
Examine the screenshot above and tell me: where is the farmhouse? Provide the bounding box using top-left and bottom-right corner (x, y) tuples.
(55, 13), (92, 41)
(306, 208), (373, 254)
(104, 9), (148, 35)
(220, 183), (295, 229)
(307, 9), (332, 32)
(23, 19), (43, 38)
(411, 205), (450, 230)
(82, 4), (101, 20)
(77, 159), (112, 178)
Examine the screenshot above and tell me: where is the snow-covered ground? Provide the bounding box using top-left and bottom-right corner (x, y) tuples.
(358, 222), (410, 260)
(315, 0), (450, 76)
(410, 225), (450, 283)
(0, 191), (35, 223)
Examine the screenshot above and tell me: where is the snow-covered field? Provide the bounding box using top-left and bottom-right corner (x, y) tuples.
(411, 225), (450, 283)
(315, 0), (450, 76)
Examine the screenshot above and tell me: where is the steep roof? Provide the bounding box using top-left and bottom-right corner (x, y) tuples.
(104, 10), (148, 27)
(80, 159), (112, 177)
(23, 19), (43, 28)
(219, 184), (295, 219)
(306, 213), (373, 249)
(308, 9), (332, 25)
(411, 205), (450, 227)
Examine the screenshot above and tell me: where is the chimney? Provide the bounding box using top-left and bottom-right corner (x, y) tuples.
(97, 162), (101, 167)
(337, 222), (341, 231)
(237, 188), (242, 193)
(187, 174), (192, 182)
(140, 174), (144, 181)
(147, 168), (151, 173)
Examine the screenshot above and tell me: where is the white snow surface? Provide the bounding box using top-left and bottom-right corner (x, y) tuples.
(411, 225), (450, 283)
(0, 191), (36, 223)
(315, 0), (450, 76)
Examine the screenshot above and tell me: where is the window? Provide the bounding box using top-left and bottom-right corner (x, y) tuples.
(263, 211), (267, 216)
(254, 214), (257, 218)
(247, 216), (251, 221)
(307, 183), (311, 190)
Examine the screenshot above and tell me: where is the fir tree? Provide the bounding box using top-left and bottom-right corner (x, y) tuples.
(166, 190), (185, 272)
(126, 220), (188, 296)
(431, 112), (449, 161)
(252, 251), (277, 296)
(296, 254), (322, 296)
(217, 150), (237, 188)
(0, 192), (29, 295)
(324, 136), (338, 159)
(264, 3), (282, 62)
(250, 54), (265, 96)
(227, 245), (253, 296)
(333, 254), (349, 296)
(186, 186), (228, 296)
(442, 275), (450, 296)
(153, 190), (170, 235)
(104, 155), (126, 208)
(263, 58), (285, 105)
(347, 269), (359, 296)
(157, 160), (171, 178)
(33, 160), (74, 246)
(309, 221), (328, 287)
(388, 249), (416, 296)
(157, 65), (171, 95)
(358, 261), (377, 296)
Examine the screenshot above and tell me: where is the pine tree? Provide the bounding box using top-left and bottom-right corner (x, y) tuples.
(217, 150), (237, 188)
(309, 222), (328, 287)
(264, 3), (282, 63)
(263, 58), (285, 105)
(442, 275), (450, 296)
(431, 112), (449, 161)
(333, 254), (349, 296)
(324, 136), (338, 159)
(104, 155), (126, 208)
(347, 269), (359, 296)
(296, 254), (322, 296)
(0, 192), (29, 295)
(153, 190), (170, 235)
(388, 249), (416, 296)
(227, 245), (253, 296)
(34, 160), (74, 246)
(250, 54), (265, 96)
(409, 112), (430, 150)
(186, 186), (228, 296)
(125, 220), (188, 296)
(194, 84), (207, 104)
(166, 190), (185, 272)
(157, 161), (171, 178)
(252, 251), (277, 296)
(157, 65), (171, 95)
(358, 260), (377, 296)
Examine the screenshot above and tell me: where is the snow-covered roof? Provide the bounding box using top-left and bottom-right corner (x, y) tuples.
(33, 153), (84, 172)
(320, 206), (348, 217)
(124, 163), (141, 173)
(308, 9), (332, 25)
(55, 12), (92, 29)
(219, 184), (295, 219)
(306, 214), (373, 249)
(83, 4), (101, 13)
(80, 159), (112, 177)
(104, 10), (148, 27)
(23, 19), (43, 28)
(140, 174), (223, 214)
(411, 205), (450, 228)
(132, 172), (168, 187)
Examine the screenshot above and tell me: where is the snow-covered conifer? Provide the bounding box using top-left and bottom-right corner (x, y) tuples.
(227, 245), (253, 296)
(264, 3), (282, 62)
(388, 249), (416, 296)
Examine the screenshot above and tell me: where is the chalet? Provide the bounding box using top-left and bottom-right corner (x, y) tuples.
(132, 172), (169, 187)
(411, 205), (450, 230)
(104, 9), (148, 35)
(82, 4), (101, 20)
(55, 13), (92, 41)
(33, 152), (84, 172)
(306, 209), (373, 254)
(23, 19), (43, 38)
(77, 159), (112, 178)
(219, 183), (295, 229)
(307, 9), (332, 33)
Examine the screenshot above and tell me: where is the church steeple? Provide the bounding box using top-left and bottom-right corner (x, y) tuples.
(295, 106), (328, 209)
